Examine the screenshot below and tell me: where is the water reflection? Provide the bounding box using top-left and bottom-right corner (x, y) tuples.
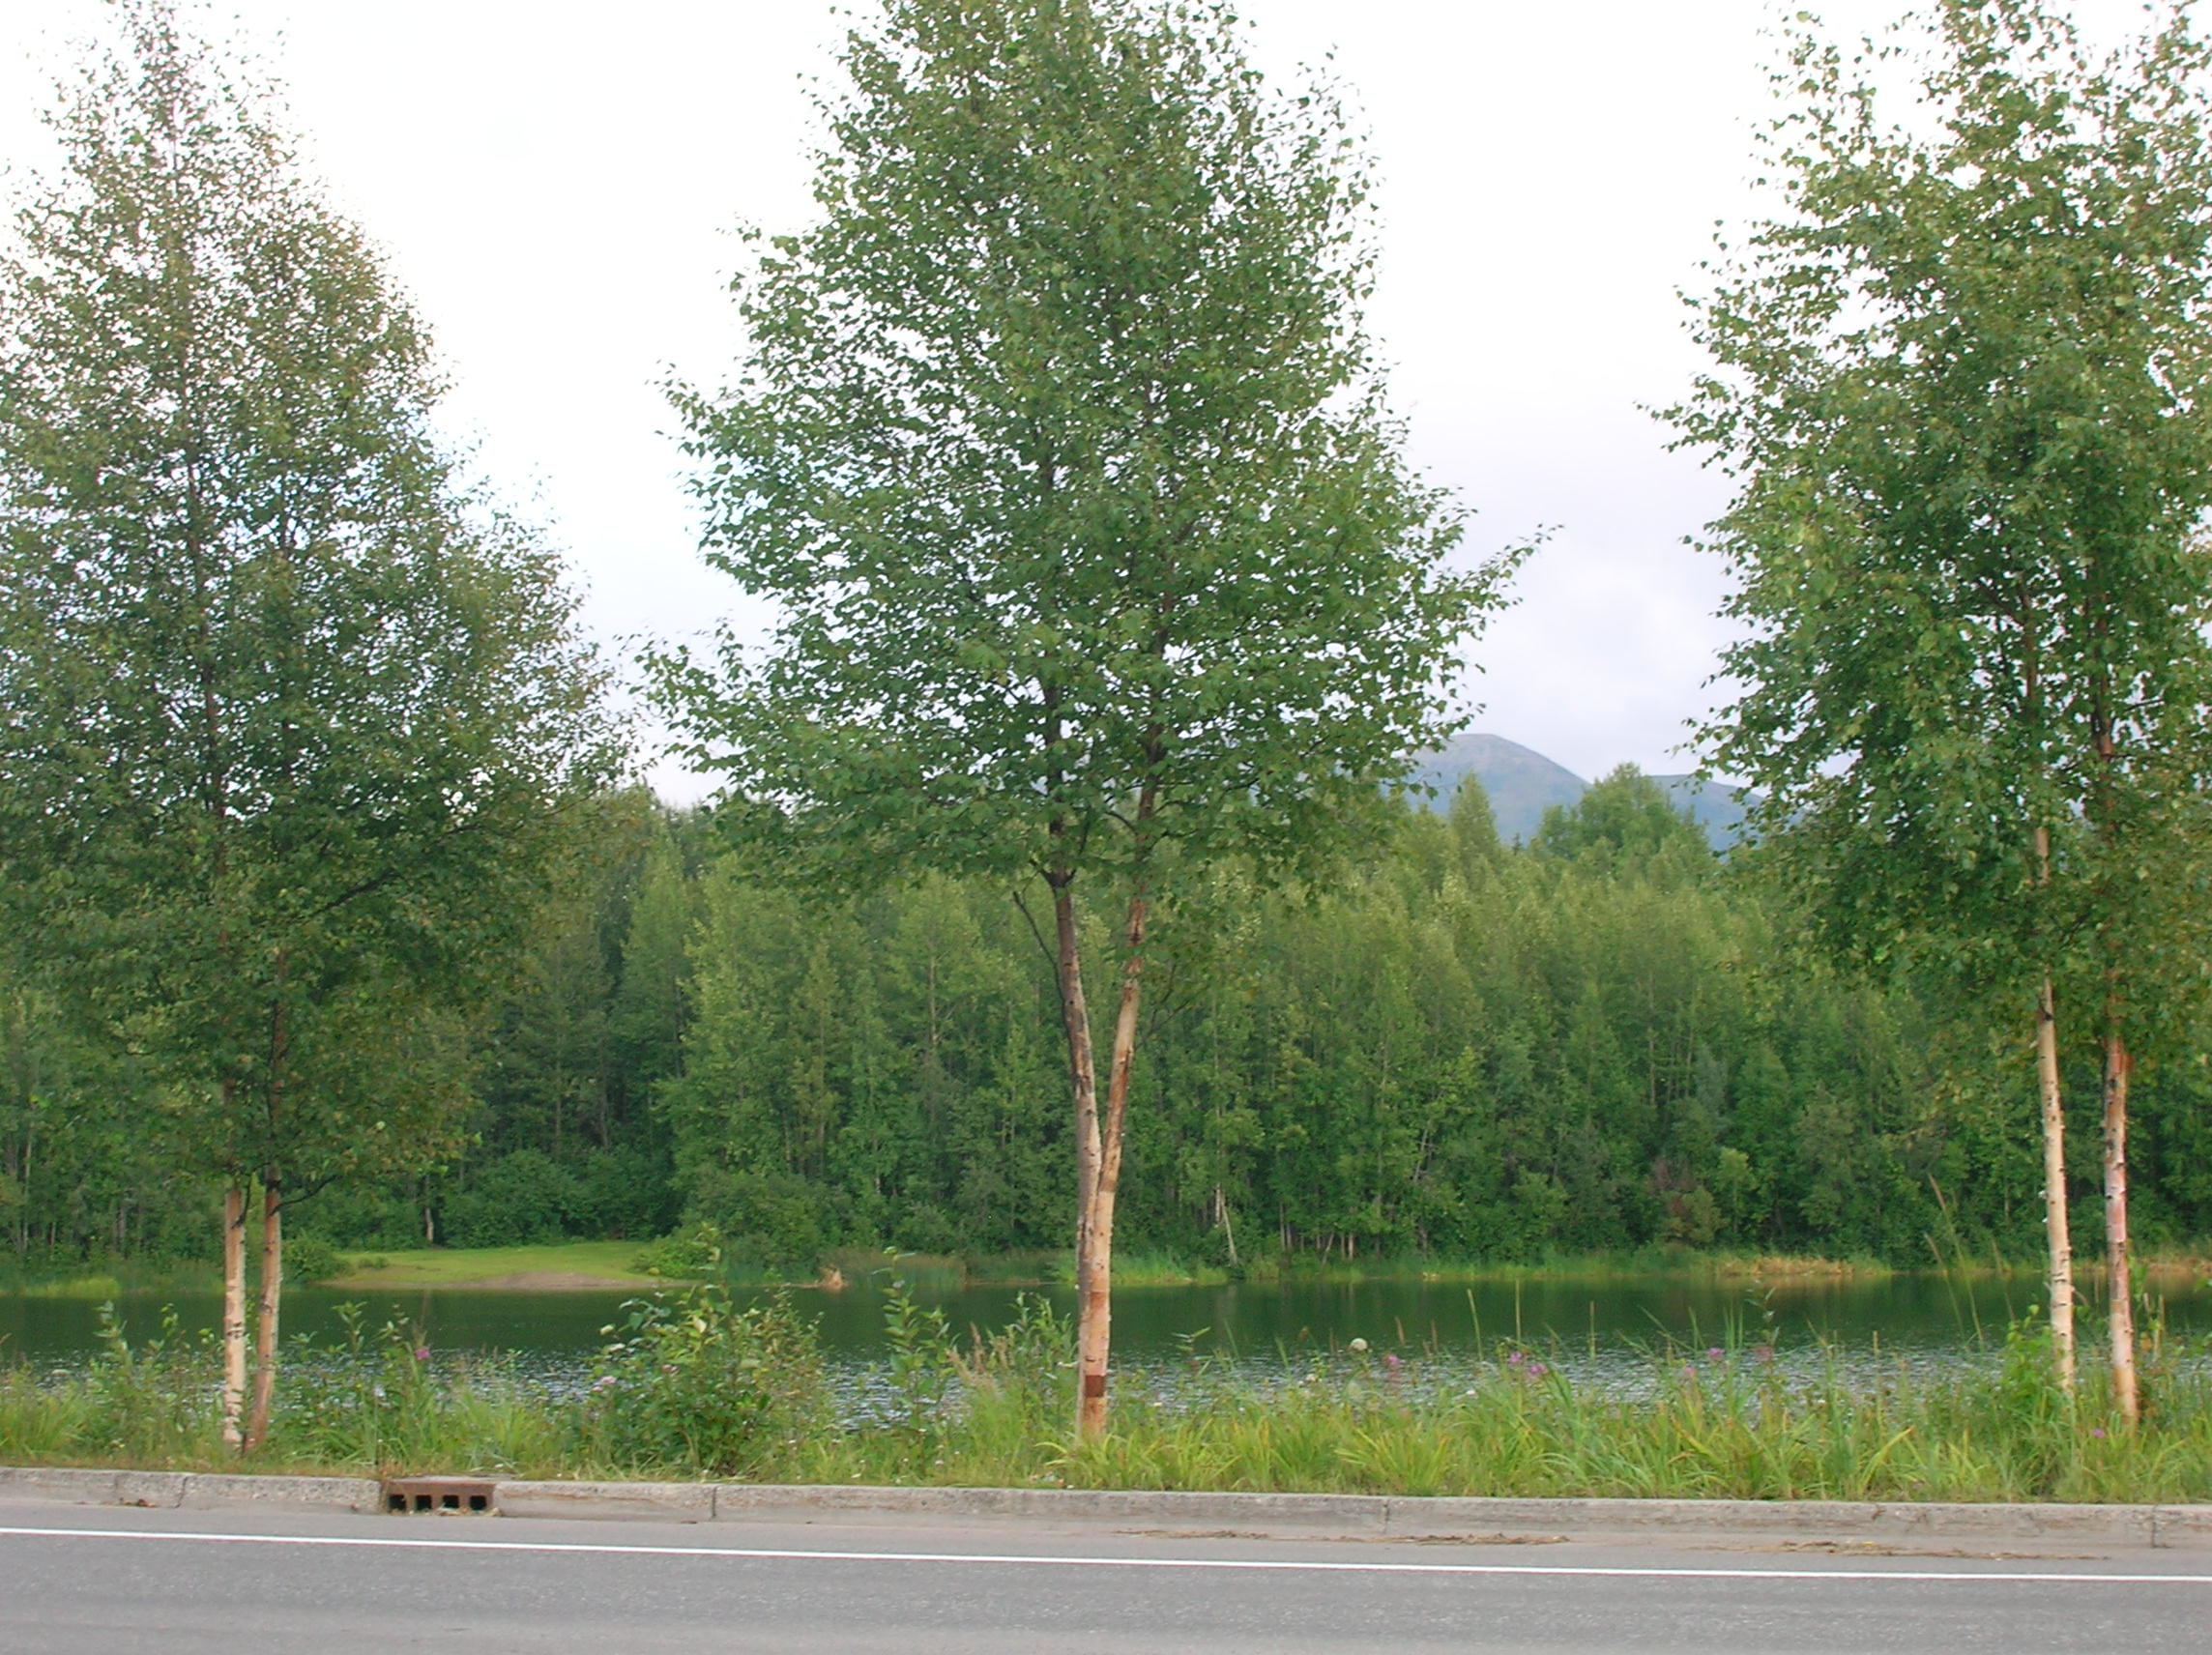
(7, 1269), (2207, 1394)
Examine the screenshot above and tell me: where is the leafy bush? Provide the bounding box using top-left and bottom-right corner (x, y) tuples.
(284, 1234), (350, 1285)
(686, 1170), (832, 1267)
(586, 1284), (826, 1475)
(276, 1305), (568, 1475)
(958, 1292), (1075, 1408)
(876, 1278), (958, 1461)
(631, 1224), (722, 1280)
(441, 1150), (590, 1247)
(573, 1147), (682, 1240)
(280, 1306), (445, 1467)
(76, 1304), (218, 1463)
(9, 1293), (2212, 1503)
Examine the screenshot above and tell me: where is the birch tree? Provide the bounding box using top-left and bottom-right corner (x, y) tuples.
(666, 0), (1513, 1435)
(0, 0), (617, 1447)
(1673, 0), (2212, 1413)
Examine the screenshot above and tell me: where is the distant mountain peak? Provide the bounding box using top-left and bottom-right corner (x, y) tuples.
(1405, 733), (1584, 843)
(1406, 734), (1757, 850)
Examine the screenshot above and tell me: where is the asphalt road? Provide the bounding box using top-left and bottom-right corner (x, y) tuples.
(2, 1501), (2208, 1654)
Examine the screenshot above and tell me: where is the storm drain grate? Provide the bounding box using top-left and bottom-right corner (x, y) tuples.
(382, 1476), (496, 1515)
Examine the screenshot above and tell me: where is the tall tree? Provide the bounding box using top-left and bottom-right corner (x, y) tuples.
(0, 0), (618, 1447)
(1672, 0), (2212, 1410)
(665, 0), (1514, 1432)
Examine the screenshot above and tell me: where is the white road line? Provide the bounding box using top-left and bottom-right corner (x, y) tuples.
(0, 1524), (2207, 1584)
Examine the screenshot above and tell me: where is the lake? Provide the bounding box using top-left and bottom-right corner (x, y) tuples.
(7, 1269), (2208, 1399)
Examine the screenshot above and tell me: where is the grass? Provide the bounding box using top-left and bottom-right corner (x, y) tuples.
(815, 1247), (1229, 1289)
(7, 1286), (2211, 1505)
(311, 1240), (1226, 1294)
(0, 1263), (220, 1297)
(16, 1238), (2210, 1298)
(1223, 1249), (1890, 1287)
(1042, 1361), (2212, 1504)
(2143, 1252), (2212, 1285)
(718, 1245), (1894, 1292)
(9, 1273), (129, 1300)
(335, 1241), (665, 1290)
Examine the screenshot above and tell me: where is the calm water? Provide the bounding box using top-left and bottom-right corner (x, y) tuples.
(7, 1270), (2209, 1398)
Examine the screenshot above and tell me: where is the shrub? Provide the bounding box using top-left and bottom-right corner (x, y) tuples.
(585, 1284), (826, 1475)
(441, 1150), (589, 1247)
(284, 1234), (351, 1285)
(687, 1169), (831, 1267)
(631, 1224), (722, 1280)
(75, 1304), (218, 1463)
(877, 1277), (957, 1452)
(572, 1147), (682, 1239)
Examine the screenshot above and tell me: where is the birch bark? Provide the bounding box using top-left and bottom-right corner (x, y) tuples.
(219, 1182), (247, 1448)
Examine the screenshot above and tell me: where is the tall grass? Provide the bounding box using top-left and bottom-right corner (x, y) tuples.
(5, 1292), (2209, 1503)
(0, 1262), (220, 1297)
(1053, 1343), (2212, 1504)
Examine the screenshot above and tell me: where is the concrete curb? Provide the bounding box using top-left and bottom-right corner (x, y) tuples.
(706, 1483), (1387, 1532)
(691, 1485), (2196, 1547)
(495, 1480), (713, 1523)
(5, 1466), (2206, 1547)
(0, 1466), (378, 1514)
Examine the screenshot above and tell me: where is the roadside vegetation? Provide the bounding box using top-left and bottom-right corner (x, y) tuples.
(4, 1283), (2208, 1505)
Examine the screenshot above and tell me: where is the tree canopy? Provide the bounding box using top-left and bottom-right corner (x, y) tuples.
(1672, 0), (2212, 1403)
(666, 0), (1516, 1431)
(0, 0), (619, 1444)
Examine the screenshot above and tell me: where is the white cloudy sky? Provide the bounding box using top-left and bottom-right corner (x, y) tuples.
(0, 0), (2169, 798)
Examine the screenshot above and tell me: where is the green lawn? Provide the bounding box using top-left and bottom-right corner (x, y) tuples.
(335, 1240), (667, 1290)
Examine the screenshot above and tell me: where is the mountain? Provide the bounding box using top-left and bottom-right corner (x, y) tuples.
(1652, 774), (1758, 848)
(1407, 734), (1760, 850)
(1406, 732), (1586, 843)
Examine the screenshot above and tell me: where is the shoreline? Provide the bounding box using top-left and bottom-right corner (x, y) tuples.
(7, 1239), (2210, 1297)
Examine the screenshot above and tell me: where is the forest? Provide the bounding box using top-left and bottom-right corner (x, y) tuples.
(12, 765), (2207, 1274)
(8, 0), (2212, 1462)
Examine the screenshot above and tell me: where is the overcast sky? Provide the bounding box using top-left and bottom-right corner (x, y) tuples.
(0, 0), (2169, 798)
